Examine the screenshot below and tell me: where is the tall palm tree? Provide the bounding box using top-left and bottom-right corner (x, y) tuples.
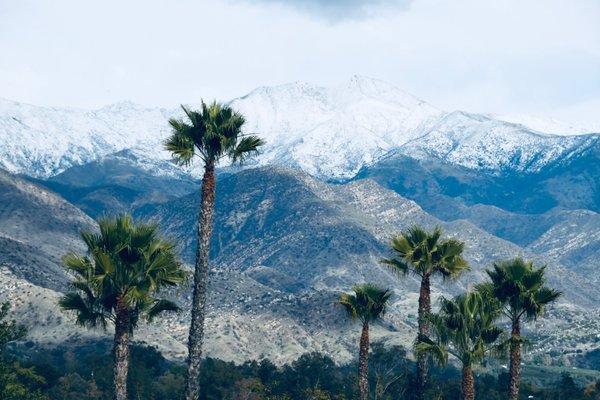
(381, 226), (469, 400)
(59, 215), (186, 400)
(339, 284), (392, 400)
(164, 101), (264, 400)
(485, 258), (561, 400)
(416, 291), (503, 400)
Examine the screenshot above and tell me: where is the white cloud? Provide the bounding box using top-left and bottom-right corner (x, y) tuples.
(233, 0), (414, 21)
(0, 0), (598, 125)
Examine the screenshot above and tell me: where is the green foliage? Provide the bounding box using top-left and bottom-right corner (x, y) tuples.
(484, 258), (562, 323)
(381, 225), (469, 279)
(48, 373), (102, 399)
(0, 301), (45, 399)
(0, 362), (49, 400)
(339, 284), (392, 324)
(1, 342), (595, 400)
(0, 302), (26, 352)
(59, 214), (187, 333)
(415, 291), (504, 368)
(164, 101), (265, 166)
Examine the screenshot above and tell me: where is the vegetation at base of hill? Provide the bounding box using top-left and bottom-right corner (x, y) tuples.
(3, 341), (599, 400)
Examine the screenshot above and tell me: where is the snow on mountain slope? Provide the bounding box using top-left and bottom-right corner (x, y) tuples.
(0, 76), (598, 180)
(396, 111), (600, 174)
(230, 75), (442, 179)
(0, 76), (442, 180)
(0, 97), (174, 177)
(495, 113), (600, 136)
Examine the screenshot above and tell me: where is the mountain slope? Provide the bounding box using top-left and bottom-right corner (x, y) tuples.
(528, 210), (600, 283)
(356, 139), (600, 215)
(37, 149), (198, 218)
(0, 98), (174, 177)
(0, 77), (441, 180)
(0, 168), (95, 290)
(397, 111), (600, 175)
(132, 167), (599, 361)
(0, 166), (597, 365)
(228, 76), (442, 179)
(135, 167), (598, 306)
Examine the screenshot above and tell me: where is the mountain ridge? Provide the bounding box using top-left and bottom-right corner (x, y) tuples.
(2, 77), (598, 182)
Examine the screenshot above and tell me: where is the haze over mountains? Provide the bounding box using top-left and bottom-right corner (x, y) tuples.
(0, 76), (598, 365)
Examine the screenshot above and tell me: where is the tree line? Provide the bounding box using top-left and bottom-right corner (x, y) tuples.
(1, 338), (598, 399)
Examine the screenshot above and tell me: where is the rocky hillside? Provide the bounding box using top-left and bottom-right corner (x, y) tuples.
(2, 166), (598, 365)
(0, 168), (95, 290)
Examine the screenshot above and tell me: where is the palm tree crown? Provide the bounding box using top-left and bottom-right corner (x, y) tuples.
(416, 291), (503, 367)
(165, 101), (265, 166)
(381, 226), (469, 278)
(485, 258), (562, 322)
(59, 214), (187, 331)
(339, 284), (392, 324)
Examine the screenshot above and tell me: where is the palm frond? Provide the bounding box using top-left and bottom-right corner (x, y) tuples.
(384, 225), (468, 280)
(485, 258), (560, 323)
(380, 257), (410, 275)
(60, 214), (185, 334)
(147, 299), (180, 322)
(415, 334), (448, 366)
(339, 284), (392, 324)
(164, 128), (196, 166)
(59, 292), (108, 330)
(230, 136), (265, 163)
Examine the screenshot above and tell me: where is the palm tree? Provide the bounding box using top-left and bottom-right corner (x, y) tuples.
(164, 101), (264, 400)
(381, 226), (468, 400)
(485, 258), (561, 400)
(59, 215), (186, 400)
(339, 284), (392, 400)
(415, 291), (503, 400)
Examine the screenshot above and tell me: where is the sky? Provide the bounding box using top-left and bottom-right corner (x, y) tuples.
(1, 0), (599, 124)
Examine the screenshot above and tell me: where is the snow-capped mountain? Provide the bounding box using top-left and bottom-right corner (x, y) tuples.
(0, 98), (174, 177)
(230, 75), (442, 179)
(495, 113), (600, 136)
(0, 76), (598, 180)
(397, 111), (599, 174)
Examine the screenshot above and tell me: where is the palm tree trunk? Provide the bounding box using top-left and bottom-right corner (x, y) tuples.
(358, 322), (370, 400)
(113, 297), (130, 400)
(508, 318), (521, 400)
(416, 273), (431, 400)
(461, 364), (474, 400)
(185, 161), (217, 400)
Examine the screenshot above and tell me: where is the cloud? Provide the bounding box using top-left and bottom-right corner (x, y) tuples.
(234, 0), (413, 21)
(0, 0), (598, 126)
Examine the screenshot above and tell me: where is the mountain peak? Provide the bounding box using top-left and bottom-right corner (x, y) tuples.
(98, 100), (149, 113)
